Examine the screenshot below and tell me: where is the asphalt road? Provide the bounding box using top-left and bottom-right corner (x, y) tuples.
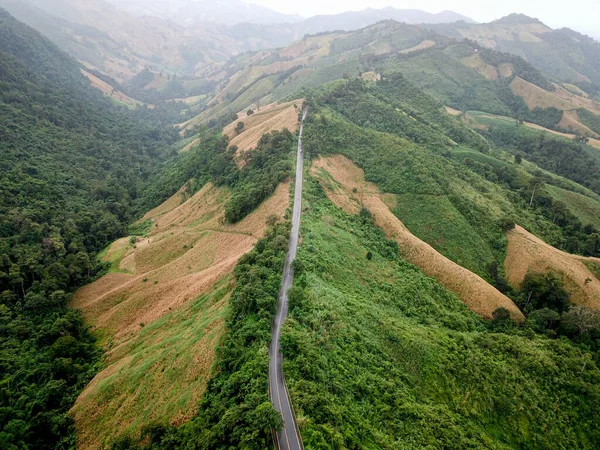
(268, 108), (307, 450)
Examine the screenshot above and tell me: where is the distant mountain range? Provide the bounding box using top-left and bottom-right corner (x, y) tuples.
(3, 0), (599, 98)
(0, 0), (476, 81)
(292, 7), (475, 34)
(106, 0), (303, 26)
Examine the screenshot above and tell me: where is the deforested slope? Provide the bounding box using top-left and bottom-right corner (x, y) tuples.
(70, 181), (289, 449)
(505, 225), (600, 309)
(312, 155), (523, 320)
(222, 99), (303, 160)
(69, 127), (298, 447)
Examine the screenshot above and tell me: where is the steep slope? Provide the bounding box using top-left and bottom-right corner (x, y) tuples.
(277, 175), (600, 449)
(505, 225), (600, 308)
(0, 0), (280, 81)
(65, 123), (298, 447)
(311, 154), (523, 320)
(81, 69), (144, 108)
(428, 14), (600, 94)
(70, 181), (289, 449)
(222, 99), (303, 161)
(187, 20), (600, 138)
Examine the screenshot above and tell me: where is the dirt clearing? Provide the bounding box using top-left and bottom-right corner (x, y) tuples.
(460, 54), (498, 80)
(311, 155), (524, 321)
(510, 77), (575, 111)
(82, 69), (143, 108)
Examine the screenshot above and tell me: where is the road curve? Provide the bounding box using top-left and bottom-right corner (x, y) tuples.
(268, 108), (307, 450)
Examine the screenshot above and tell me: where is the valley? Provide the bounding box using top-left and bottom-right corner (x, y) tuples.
(2, 2), (600, 449)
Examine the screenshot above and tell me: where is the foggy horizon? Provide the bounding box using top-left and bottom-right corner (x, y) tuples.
(241, 0), (600, 37)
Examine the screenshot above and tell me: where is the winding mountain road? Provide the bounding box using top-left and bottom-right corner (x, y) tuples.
(268, 108), (307, 450)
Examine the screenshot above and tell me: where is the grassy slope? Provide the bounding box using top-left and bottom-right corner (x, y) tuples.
(282, 179), (600, 449)
(464, 112), (600, 224)
(303, 103), (554, 279)
(380, 50), (511, 115)
(72, 278), (231, 448)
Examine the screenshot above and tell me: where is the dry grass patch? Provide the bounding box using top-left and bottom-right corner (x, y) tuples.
(445, 106), (462, 116)
(562, 83), (589, 98)
(399, 40), (436, 54)
(311, 155), (524, 321)
(180, 137), (201, 153)
(82, 70), (143, 108)
(505, 225), (600, 309)
(223, 100), (302, 163)
(70, 279), (230, 450)
(498, 63), (514, 78)
(360, 71), (380, 82)
(559, 110), (599, 137)
(510, 77), (575, 111)
(70, 181), (290, 448)
(460, 54), (498, 80)
(553, 84), (600, 115)
(456, 23), (551, 47)
(141, 186), (189, 221)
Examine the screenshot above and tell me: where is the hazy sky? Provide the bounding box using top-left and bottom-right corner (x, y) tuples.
(247, 0), (600, 36)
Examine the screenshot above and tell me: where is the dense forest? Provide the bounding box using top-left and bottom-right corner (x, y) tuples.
(0, 9), (177, 448)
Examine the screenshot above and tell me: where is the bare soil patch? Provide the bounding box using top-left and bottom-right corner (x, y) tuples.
(141, 186), (188, 221)
(559, 110), (599, 137)
(400, 40), (436, 54)
(510, 77), (575, 111)
(222, 100), (302, 164)
(82, 69), (143, 108)
(460, 54), (498, 80)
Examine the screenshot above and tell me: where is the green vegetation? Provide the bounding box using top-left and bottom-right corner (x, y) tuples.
(81, 276), (233, 447)
(484, 124), (600, 194)
(302, 79), (595, 280)
(584, 261), (600, 280)
(577, 108), (600, 135)
(279, 178), (600, 448)
(141, 129), (295, 224)
(545, 184), (600, 230)
(381, 50), (513, 115)
(0, 9), (177, 448)
(520, 272), (570, 313)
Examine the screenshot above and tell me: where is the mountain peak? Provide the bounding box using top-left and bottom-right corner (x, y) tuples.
(492, 13), (544, 26)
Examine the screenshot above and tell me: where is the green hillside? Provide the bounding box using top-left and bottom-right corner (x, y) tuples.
(117, 75), (600, 450)
(280, 179), (600, 449)
(0, 9), (177, 449)
(427, 14), (600, 96)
